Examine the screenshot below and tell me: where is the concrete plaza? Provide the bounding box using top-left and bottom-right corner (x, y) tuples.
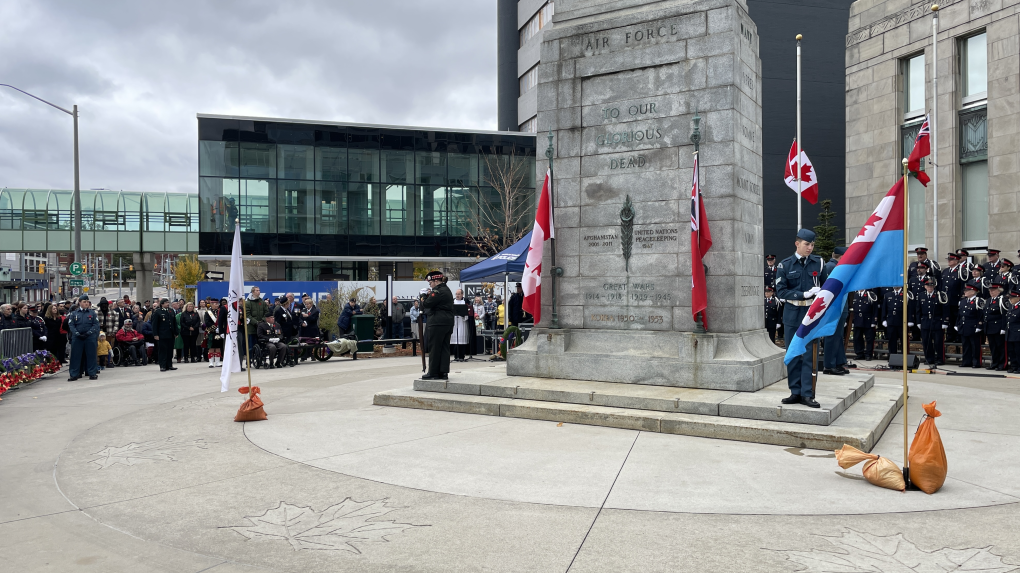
(2, 355), (1019, 572)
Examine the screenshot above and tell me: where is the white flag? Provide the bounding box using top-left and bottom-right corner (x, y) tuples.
(220, 223), (243, 392)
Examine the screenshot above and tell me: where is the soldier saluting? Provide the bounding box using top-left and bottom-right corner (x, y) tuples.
(420, 271), (454, 381)
(774, 229), (824, 408)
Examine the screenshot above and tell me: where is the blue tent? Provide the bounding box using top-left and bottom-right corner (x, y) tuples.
(459, 231), (532, 283)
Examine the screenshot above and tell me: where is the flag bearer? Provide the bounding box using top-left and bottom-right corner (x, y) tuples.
(774, 229), (824, 408)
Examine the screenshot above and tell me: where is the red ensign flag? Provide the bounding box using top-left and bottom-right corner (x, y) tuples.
(907, 114), (931, 186)
(690, 153), (712, 328)
(522, 169), (554, 323)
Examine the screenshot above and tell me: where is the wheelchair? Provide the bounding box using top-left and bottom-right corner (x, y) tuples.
(112, 340), (148, 367)
(249, 338), (296, 369)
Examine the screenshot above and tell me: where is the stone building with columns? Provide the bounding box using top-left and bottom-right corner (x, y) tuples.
(845, 0), (1019, 259)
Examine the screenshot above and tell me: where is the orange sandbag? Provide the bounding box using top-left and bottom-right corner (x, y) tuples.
(908, 401), (947, 494)
(234, 386), (268, 422)
(834, 444), (905, 492)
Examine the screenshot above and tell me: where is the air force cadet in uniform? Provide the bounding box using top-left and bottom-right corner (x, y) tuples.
(774, 229), (824, 408)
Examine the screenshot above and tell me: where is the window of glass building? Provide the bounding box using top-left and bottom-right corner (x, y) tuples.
(383, 184), (413, 235)
(240, 143), (276, 179)
(347, 183), (380, 235)
(278, 180), (315, 234)
(519, 65), (539, 97)
(901, 124), (927, 247)
(519, 116), (538, 133)
(315, 181), (346, 234)
(519, 2), (554, 47)
(416, 151), (447, 185)
(199, 177), (240, 233)
(199, 141), (239, 177)
(961, 32), (987, 103)
(381, 150), (414, 184)
(348, 149), (379, 182)
(278, 145), (314, 180)
(315, 147), (347, 181)
(448, 153), (478, 186)
(902, 54), (925, 119)
(240, 179), (275, 233)
(959, 105), (988, 247)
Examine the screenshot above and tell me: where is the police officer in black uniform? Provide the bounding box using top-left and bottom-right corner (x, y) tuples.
(67, 295), (101, 381)
(956, 282), (985, 368)
(907, 261), (931, 341)
(152, 298), (179, 372)
(983, 249), (1002, 282)
(822, 246), (850, 375)
(969, 264), (989, 299)
(420, 271), (454, 380)
(908, 247), (941, 288)
(764, 255), (778, 289)
(941, 253), (967, 342)
(763, 286), (782, 344)
(881, 286), (907, 356)
(996, 259), (1017, 287)
(984, 281), (1008, 371)
(1006, 287), (1020, 374)
(913, 277), (946, 367)
(774, 229), (824, 408)
(851, 289), (879, 361)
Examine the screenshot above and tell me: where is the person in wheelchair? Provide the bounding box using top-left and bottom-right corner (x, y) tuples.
(257, 314), (292, 369)
(115, 319), (147, 366)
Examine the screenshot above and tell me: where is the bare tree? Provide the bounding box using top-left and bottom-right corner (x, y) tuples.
(464, 149), (534, 257)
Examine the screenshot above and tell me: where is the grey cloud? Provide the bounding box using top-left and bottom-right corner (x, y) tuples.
(0, 0), (497, 194)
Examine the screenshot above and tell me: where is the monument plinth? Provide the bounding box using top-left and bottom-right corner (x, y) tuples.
(508, 0), (785, 391)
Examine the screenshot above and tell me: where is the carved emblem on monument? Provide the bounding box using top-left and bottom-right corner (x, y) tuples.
(620, 195), (634, 272)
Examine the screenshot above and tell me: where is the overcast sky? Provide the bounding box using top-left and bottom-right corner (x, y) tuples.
(0, 1), (497, 194)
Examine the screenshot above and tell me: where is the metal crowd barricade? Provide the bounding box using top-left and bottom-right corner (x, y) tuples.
(0, 327), (33, 359)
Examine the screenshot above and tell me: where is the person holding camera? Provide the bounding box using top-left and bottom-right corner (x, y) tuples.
(420, 271), (454, 380)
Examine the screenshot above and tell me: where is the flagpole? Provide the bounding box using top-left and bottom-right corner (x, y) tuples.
(796, 33), (803, 231)
(931, 5), (940, 254)
(546, 130), (561, 329)
(901, 159), (912, 488)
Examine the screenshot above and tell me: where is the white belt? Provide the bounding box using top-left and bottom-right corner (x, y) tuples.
(786, 298), (815, 307)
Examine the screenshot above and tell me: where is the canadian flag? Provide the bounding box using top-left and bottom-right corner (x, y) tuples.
(522, 169), (554, 324)
(907, 115), (931, 186)
(785, 140), (819, 204)
(691, 153), (713, 328)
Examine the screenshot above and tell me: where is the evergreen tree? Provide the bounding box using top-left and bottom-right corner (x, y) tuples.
(812, 199), (840, 260)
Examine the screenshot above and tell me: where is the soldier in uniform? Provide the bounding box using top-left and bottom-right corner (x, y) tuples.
(152, 298), (179, 372)
(941, 253), (967, 342)
(913, 277), (946, 367)
(420, 271), (454, 381)
(908, 247), (941, 288)
(907, 261), (931, 341)
(1006, 287), (1020, 374)
(67, 294), (101, 381)
(984, 281), (1008, 371)
(763, 286), (782, 344)
(851, 289), (879, 361)
(956, 282), (985, 368)
(881, 286), (907, 356)
(774, 229), (824, 408)
(764, 255), (778, 289)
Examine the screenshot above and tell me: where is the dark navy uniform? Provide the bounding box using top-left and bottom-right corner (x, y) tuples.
(984, 291), (1008, 370)
(913, 285), (947, 366)
(821, 252), (849, 372)
(851, 290), (879, 360)
(941, 259), (967, 341)
(775, 249), (824, 399)
(956, 288), (985, 367)
(909, 257), (941, 288)
(1006, 293), (1020, 373)
(907, 265), (931, 341)
(422, 275), (454, 379)
(764, 291), (782, 344)
(68, 302), (101, 379)
(881, 288), (907, 356)
(764, 259), (778, 289)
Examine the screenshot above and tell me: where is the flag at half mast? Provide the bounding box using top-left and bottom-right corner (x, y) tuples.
(784, 179), (905, 363)
(690, 152), (712, 327)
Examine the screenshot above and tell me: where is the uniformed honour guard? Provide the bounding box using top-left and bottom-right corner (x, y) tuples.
(67, 295), (101, 381)
(1006, 287), (1020, 374)
(913, 277), (947, 367)
(881, 286), (907, 356)
(851, 289), (879, 361)
(764, 254), (778, 289)
(152, 298), (179, 372)
(997, 259), (1017, 286)
(956, 282), (985, 368)
(982, 249), (1003, 282)
(941, 253), (967, 342)
(774, 228), (823, 408)
(908, 247), (941, 288)
(907, 260), (931, 341)
(822, 246), (850, 375)
(763, 286), (782, 344)
(984, 281), (1008, 371)
(420, 271), (454, 381)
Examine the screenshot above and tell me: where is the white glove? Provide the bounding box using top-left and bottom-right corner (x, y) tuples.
(419, 287), (431, 296)
(976, 328), (982, 332)
(1001, 330), (1007, 335)
(954, 326), (959, 331)
(270, 337), (279, 343)
(871, 324), (877, 328)
(942, 325), (948, 329)
(907, 322), (914, 327)
(803, 287), (820, 298)
(882, 321), (888, 327)
(40, 336), (47, 341)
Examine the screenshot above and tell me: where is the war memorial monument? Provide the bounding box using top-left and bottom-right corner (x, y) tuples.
(377, 0), (902, 452)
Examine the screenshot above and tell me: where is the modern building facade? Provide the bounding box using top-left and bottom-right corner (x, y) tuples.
(845, 0), (1018, 256)
(197, 115), (537, 281)
(498, 0), (854, 256)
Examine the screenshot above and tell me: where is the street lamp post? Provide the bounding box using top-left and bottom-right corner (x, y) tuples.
(1, 84), (82, 264)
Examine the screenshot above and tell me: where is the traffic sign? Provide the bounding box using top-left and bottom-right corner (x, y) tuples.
(72, 287), (80, 295)
(69, 262), (84, 276)
(69, 279), (85, 287)
(83, 287), (90, 293)
(186, 284), (197, 289)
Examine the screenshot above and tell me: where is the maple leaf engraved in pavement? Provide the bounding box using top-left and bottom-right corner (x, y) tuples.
(89, 437), (210, 469)
(225, 499), (421, 554)
(775, 528), (1019, 573)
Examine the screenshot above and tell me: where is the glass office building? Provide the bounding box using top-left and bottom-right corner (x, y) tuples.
(198, 115), (537, 280)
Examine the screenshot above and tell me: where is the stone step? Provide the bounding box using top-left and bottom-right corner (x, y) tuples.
(412, 373), (874, 426)
(373, 382), (903, 452)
